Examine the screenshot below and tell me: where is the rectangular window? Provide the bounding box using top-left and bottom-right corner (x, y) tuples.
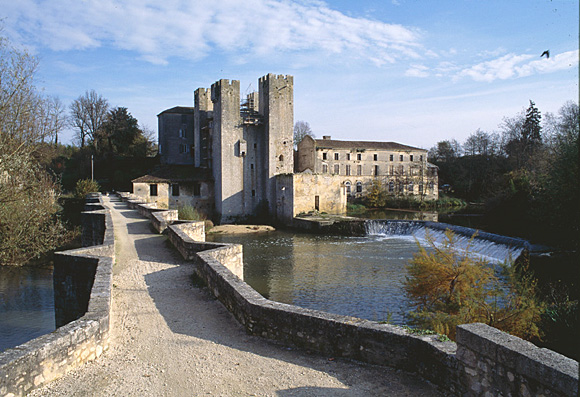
(346, 165), (351, 176)
(334, 153), (339, 160)
(357, 153), (362, 161)
(346, 153), (351, 160)
(250, 163), (254, 170)
(171, 184), (179, 196)
(374, 165), (379, 175)
(150, 184), (158, 196)
(420, 155), (424, 161)
(357, 164), (362, 175)
(252, 190), (256, 197)
(322, 164), (328, 173)
(419, 184), (423, 194)
(373, 154), (378, 161)
(193, 182), (201, 197)
(389, 154), (394, 161)
(390, 165), (394, 175)
(400, 154), (404, 161)
(334, 164), (340, 174)
(322, 153), (328, 160)
(410, 155), (414, 162)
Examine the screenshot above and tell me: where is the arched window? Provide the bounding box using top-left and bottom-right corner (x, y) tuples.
(356, 181), (363, 193)
(388, 181), (394, 193)
(279, 155), (284, 161)
(345, 181), (352, 194)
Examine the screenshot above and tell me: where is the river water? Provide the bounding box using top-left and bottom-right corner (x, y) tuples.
(209, 231), (420, 324)
(0, 265), (55, 352)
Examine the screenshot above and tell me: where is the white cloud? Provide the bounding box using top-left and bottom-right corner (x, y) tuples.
(405, 64), (429, 78)
(2, 0), (423, 66)
(456, 50), (579, 82)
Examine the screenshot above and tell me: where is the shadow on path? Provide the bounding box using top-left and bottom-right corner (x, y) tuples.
(112, 199), (443, 396)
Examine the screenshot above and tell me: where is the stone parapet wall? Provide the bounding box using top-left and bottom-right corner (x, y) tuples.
(151, 210), (179, 233)
(456, 324), (577, 396)
(119, 193), (580, 396)
(0, 194), (115, 397)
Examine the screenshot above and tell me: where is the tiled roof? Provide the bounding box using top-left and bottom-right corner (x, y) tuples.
(132, 165), (211, 183)
(157, 106), (194, 116)
(314, 138), (426, 152)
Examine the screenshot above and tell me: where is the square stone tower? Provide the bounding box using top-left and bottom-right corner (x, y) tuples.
(258, 74), (294, 216)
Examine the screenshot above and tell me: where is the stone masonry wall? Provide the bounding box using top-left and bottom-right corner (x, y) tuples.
(0, 194), (114, 397)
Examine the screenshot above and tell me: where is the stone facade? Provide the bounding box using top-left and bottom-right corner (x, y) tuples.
(276, 173), (347, 224)
(297, 135), (438, 200)
(134, 73), (439, 224)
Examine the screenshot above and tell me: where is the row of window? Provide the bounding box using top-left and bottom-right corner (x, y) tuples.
(322, 152), (424, 162)
(322, 164), (428, 176)
(344, 181), (436, 194)
(149, 183), (201, 197)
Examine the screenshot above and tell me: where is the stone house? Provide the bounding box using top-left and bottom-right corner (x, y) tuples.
(296, 135), (438, 201)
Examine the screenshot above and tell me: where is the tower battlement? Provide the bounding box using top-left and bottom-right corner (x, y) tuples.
(211, 79), (240, 102)
(195, 88), (212, 111)
(259, 73), (293, 85)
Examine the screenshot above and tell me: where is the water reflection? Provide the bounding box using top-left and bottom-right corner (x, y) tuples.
(0, 266), (55, 352)
(209, 231), (419, 324)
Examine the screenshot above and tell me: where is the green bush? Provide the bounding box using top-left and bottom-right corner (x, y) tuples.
(178, 205), (206, 221)
(74, 179), (100, 199)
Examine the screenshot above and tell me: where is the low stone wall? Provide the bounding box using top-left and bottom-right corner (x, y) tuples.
(151, 210), (178, 233)
(122, 193), (579, 396)
(456, 324), (578, 396)
(0, 194), (115, 397)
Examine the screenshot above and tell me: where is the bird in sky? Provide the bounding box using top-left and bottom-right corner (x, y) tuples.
(541, 50), (550, 59)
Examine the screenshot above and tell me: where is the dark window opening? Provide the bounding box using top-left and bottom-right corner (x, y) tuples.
(322, 153), (327, 160)
(373, 154), (378, 161)
(193, 182), (201, 197)
(172, 184), (179, 196)
(150, 184), (158, 196)
(356, 181), (363, 193)
(334, 153), (339, 160)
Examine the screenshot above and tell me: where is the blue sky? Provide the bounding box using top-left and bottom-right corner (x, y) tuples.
(2, 0), (578, 149)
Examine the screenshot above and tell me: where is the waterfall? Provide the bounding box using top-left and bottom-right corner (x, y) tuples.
(365, 219), (527, 264)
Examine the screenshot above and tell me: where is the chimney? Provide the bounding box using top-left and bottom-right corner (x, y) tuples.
(323, 135), (331, 140)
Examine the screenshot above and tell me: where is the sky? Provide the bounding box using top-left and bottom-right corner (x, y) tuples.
(1, 0), (578, 149)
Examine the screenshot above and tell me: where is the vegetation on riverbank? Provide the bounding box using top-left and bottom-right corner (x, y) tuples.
(404, 230), (545, 342)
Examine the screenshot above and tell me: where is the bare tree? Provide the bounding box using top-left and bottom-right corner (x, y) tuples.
(293, 120), (314, 148)
(0, 34), (72, 264)
(69, 89), (109, 149)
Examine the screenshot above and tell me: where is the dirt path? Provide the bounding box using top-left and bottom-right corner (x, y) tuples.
(31, 196), (442, 396)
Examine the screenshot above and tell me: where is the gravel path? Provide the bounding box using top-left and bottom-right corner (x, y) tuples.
(30, 196), (443, 396)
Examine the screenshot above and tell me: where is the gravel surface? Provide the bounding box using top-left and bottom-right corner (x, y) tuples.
(30, 196), (443, 396)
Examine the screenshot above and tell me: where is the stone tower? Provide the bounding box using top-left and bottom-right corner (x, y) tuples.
(258, 74), (294, 216)
(194, 88), (213, 168)
(211, 79), (244, 222)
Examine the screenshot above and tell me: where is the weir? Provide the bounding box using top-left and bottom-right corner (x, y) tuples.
(365, 219), (529, 264)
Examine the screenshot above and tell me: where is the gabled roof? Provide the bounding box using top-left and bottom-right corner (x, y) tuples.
(132, 165), (211, 183)
(157, 106), (194, 117)
(314, 138), (426, 152)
